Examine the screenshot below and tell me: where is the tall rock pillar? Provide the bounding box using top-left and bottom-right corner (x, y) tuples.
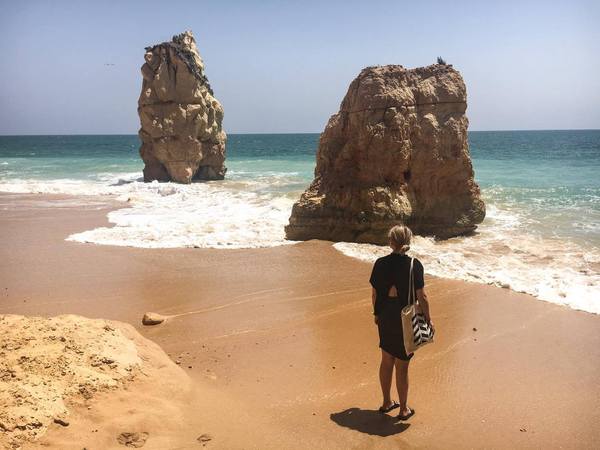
(286, 64), (485, 243)
(138, 31), (226, 183)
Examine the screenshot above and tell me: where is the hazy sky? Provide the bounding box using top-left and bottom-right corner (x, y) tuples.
(0, 0), (598, 134)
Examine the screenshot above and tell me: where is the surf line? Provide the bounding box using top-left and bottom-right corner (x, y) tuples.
(145, 286), (371, 323)
(270, 286), (371, 304)
(146, 286), (292, 322)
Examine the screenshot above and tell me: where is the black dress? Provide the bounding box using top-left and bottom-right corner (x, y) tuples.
(369, 253), (425, 360)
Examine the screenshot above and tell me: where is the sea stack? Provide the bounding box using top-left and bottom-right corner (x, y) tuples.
(286, 64), (485, 243)
(138, 31), (226, 183)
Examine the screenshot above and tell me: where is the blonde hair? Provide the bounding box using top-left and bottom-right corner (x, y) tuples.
(388, 225), (412, 253)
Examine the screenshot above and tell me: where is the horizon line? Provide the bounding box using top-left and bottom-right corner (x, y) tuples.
(0, 128), (599, 137)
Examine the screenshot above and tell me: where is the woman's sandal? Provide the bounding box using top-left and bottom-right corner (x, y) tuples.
(378, 401), (400, 413)
(397, 407), (415, 420)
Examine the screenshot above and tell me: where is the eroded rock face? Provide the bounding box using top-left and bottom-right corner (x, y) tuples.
(138, 31), (226, 183)
(285, 64), (485, 243)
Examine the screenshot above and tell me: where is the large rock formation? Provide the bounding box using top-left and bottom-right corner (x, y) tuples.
(286, 64), (485, 243)
(138, 31), (226, 183)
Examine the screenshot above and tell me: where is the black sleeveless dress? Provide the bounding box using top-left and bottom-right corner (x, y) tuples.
(369, 253), (425, 360)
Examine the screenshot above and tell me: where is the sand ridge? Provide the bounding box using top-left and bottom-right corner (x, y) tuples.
(0, 314), (195, 449)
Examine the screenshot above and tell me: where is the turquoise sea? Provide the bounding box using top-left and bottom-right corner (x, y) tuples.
(1, 130), (599, 313)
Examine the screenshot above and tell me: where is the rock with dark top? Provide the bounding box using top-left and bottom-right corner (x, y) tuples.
(285, 64), (485, 243)
(141, 312), (166, 326)
(53, 417), (69, 427)
(138, 31), (226, 183)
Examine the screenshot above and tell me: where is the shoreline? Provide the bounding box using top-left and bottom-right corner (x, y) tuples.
(1, 192), (599, 449)
(3, 190), (596, 315)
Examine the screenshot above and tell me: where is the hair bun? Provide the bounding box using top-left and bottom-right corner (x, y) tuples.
(387, 225), (413, 252)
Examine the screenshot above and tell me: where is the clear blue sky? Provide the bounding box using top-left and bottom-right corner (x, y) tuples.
(0, 0), (598, 134)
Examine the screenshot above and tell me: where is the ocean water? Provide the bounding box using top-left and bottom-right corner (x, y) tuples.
(1, 131), (599, 313)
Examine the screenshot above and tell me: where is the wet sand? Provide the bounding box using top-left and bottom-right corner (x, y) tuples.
(1, 193), (599, 449)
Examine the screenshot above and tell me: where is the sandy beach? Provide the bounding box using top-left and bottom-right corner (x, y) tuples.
(2, 0), (599, 447)
(0, 192), (598, 449)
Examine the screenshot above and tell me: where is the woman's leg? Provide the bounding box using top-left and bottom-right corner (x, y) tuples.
(379, 349), (396, 408)
(395, 358), (410, 415)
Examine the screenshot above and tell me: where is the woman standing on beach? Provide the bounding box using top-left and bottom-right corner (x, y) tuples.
(370, 225), (431, 420)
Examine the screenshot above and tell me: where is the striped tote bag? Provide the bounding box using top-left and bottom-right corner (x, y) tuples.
(401, 258), (435, 354)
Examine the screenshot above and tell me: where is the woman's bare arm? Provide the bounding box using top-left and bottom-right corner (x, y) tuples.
(372, 288), (378, 324)
(416, 288), (431, 324)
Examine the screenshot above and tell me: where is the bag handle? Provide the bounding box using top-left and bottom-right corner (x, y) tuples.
(407, 257), (415, 306)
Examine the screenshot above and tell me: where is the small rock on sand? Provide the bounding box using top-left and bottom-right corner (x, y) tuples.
(197, 433), (212, 444)
(117, 432), (149, 447)
(53, 417), (69, 427)
(142, 312), (166, 326)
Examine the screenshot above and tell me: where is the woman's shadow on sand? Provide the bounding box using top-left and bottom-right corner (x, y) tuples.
(330, 408), (410, 436)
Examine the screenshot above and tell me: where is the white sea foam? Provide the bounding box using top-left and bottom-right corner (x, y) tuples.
(334, 206), (600, 314)
(1, 174), (598, 313)
(0, 174), (141, 196)
(0, 173), (295, 249)
(68, 183), (295, 249)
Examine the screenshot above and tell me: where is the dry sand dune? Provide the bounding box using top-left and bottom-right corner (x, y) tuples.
(0, 314), (206, 449)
